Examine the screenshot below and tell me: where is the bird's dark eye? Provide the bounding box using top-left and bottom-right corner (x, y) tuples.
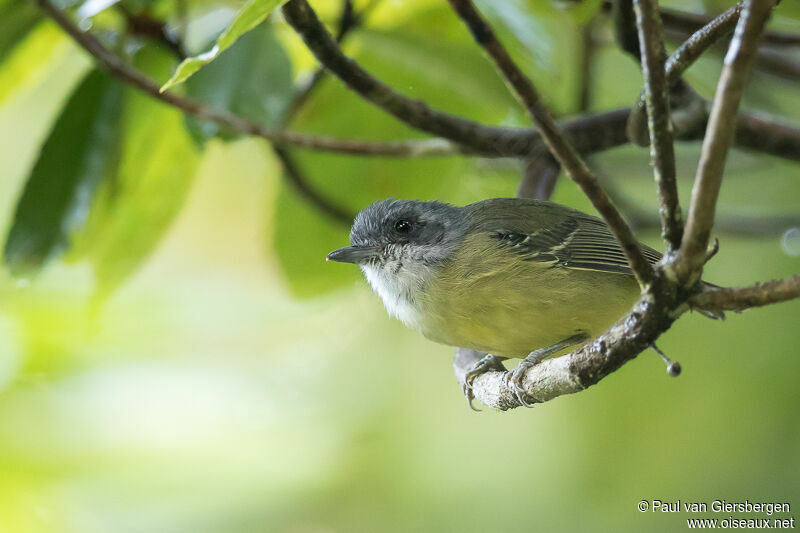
(394, 219), (412, 233)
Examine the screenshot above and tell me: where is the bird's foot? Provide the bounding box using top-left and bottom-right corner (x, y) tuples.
(462, 354), (507, 411)
(503, 358), (542, 408)
(503, 332), (590, 408)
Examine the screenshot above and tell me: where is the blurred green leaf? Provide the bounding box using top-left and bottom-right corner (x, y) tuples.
(271, 15), (521, 298)
(0, 21), (73, 106)
(477, 0), (580, 113)
(0, 1), (41, 62)
(544, 0), (604, 26)
(160, 0), (287, 90)
(3, 70), (124, 274)
(185, 21), (293, 142)
(71, 47), (200, 299)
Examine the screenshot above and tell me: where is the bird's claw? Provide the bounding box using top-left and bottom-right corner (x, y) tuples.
(503, 359), (541, 408)
(462, 354), (507, 411)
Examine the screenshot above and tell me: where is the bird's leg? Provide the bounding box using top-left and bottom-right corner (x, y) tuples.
(505, 332), (590, 408)
(463, 354), (508, 411)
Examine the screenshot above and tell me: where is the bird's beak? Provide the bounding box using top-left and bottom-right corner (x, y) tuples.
(326, 246), (380, 264)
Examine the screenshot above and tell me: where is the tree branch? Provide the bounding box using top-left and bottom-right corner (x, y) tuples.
(466, 292), (678, 410)
(271, 146), (354, 224)
(659, 4), (800, 48)
(517, 156), (560, 200)
(446, 0), (654, 288)
(37, 0), (460, 158)
(41, 0), (800, 166)
(690, 275), (800, 311)
(676, 0), (776, 282)
(632, 0), (682, 250)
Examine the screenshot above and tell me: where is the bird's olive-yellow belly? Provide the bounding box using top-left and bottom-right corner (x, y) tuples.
(417, 264), (640, 358)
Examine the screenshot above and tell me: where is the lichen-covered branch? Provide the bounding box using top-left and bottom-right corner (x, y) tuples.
(461, 293), (678, 410)
(632, 0), (682, 250)
(691, 275), (800, 311)
(446, 0), (654, 288)
(676, 0), (776, 282)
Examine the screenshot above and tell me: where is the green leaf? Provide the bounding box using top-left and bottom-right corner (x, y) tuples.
(185, 21), (293, 141)
(0, 21), (76, 107)
(0, 0), (41, 63)
(160, 0), (287, 90)
(73, 47), (200, 299)
(3, 70), (124, 274)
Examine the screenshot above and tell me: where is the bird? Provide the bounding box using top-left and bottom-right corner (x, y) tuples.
(327, 197), (717, 406)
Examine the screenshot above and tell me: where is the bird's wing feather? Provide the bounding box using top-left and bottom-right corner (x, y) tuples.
(472, 198), (662, 276)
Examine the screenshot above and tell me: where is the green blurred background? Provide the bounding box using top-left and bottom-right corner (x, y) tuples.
(0, 0), (798, 531)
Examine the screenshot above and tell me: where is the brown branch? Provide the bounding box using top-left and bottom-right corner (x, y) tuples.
(691, 275), (800, 311)
(627, 3), (740, 147)
(660, 5), (800, 83)
(517, 156), (560, 200)
(665, 3), (743, 84)
(659, 5), (800, 48)
(37, 0), (460, 158)
(734, 110), (800, 161)
(282, 0), (368, 122)
(446, 0), (654, 287)
(608, 187), (800, 237)
(273, 0), (364, 227)
(577, 20), (595, 113)
(466, 290), (678, 410)
(282, 0), (531, 156)
(632, 0), (682, 250)
(676, 0), (776, 282)
(271, 146), (353, 224)
(117, 4), (186, 59)
(42, 0), (800, 166)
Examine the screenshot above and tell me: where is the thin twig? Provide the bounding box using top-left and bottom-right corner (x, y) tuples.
(117, 4), (186, 59)
(272, 0), (364, 227)
(659, 5), (800, 48)
(626, 3), (740, 147)
(271, 146), (354, 224)
(676, 0), (776, 282)
(37, 0), (457, 158)
(282, 0), (368, 122)
(446, 0), (654, 287)
(517, 156), (560, 200)
(691, 275), (800, 311)
(607, 186), (800, 237)
(38, 0), (800, 165)
(660, 7), (800, 83)
(281, 0), (559, 158)
(632, 0), (682, 250)
(577, 19), (595, 113)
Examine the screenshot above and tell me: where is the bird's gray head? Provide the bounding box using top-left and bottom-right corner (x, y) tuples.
(327, 199), (465, 269)
(327, 199), (466, 325)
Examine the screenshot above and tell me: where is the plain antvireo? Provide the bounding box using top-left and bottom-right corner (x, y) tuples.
(327, 198), (716, 404)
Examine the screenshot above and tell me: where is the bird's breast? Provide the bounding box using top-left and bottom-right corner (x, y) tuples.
(361, 263), (426, 330)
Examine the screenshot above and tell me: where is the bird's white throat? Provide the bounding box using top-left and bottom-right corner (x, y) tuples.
(361, 261), (433, 330)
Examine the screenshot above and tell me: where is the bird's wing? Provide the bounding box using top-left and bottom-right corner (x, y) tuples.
(473, 199), (662, 276)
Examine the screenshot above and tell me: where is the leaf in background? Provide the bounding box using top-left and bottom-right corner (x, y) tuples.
(185, 21), (293, 142)
(160, 0), (287, 90)
(270, 11), (521, 298)
(477, 0), (580, 114)
(548, 0), (604, 26)
(0, 1), (41, 63)
(72, 47), (200, 300)
(0, 22), (75, 106)
(3, 70), (124, 274)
